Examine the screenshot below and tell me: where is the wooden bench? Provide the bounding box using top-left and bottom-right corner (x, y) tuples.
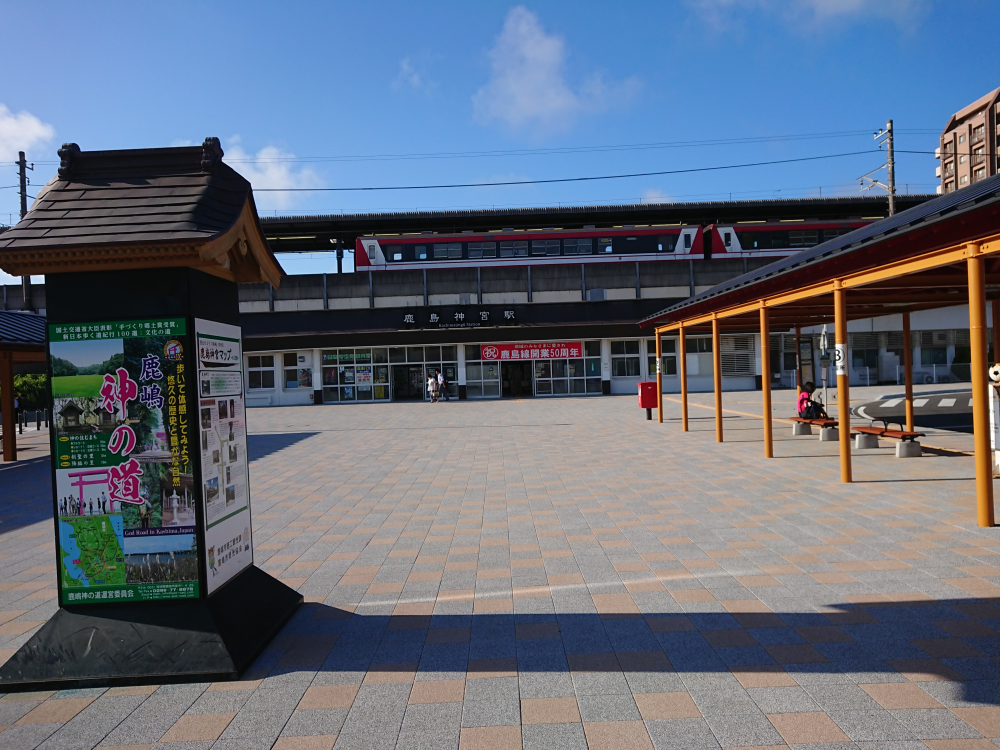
(790, 416), (837, 437)
(851, 420), (925, 455)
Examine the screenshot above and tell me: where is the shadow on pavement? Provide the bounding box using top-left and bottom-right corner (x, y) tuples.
(248, 432), (320, 462)
(0, 456), (53, 535)
(256, 597), (1000, 705)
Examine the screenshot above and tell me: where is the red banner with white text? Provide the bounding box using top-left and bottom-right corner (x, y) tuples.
(480, 342), (583, 361)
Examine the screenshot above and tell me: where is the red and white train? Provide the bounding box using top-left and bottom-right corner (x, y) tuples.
(354, 221), (871, 272)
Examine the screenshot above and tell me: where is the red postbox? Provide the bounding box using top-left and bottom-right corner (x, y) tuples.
(638, 381), (658, 419)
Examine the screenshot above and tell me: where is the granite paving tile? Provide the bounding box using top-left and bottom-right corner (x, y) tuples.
(0, 394), (997, 750)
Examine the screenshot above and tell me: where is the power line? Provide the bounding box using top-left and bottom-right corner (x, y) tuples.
(23, 128), (943, 166)
(253, 150), (882, 193)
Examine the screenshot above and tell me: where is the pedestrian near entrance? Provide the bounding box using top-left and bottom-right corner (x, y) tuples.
(428, 373), (438, 403)
(436, 370), (450, 401)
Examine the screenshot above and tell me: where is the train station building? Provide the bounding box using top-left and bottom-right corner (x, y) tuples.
(234, 193), (989, 407)
(8, 190), (994, 406)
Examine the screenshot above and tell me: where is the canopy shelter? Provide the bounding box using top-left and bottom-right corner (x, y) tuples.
(641, 173), (1000, 527)
(0, 310), (46, 461)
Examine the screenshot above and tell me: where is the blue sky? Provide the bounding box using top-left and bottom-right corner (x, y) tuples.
(1, 0), (997, 280)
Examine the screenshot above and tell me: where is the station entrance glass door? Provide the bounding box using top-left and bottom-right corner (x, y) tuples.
(501, 361), (533, 397)
(391, 365), (425, 400)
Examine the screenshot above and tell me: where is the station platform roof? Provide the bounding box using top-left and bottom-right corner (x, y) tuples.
(640, 174), (1000, 333)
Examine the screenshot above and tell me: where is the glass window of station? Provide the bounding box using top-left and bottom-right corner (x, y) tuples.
(322, 347), (458, 402)
(465, 341), (601, 398)
(647, 339), (678, 377)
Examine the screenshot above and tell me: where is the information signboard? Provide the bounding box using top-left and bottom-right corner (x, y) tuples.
(195, 319), (253, 594)
(49, 318), (199, 604)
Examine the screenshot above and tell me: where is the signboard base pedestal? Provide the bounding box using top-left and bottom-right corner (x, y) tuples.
(0, 565), (301, 692)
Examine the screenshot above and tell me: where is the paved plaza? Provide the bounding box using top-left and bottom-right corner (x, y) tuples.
(2, 390), (1000, 749)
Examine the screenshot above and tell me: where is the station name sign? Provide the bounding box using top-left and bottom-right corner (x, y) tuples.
(401, 305), (518, 330)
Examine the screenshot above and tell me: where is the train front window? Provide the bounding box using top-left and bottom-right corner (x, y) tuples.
(599, 238), (613, 253)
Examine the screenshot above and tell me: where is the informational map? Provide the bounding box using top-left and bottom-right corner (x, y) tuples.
(195, 318), (254, 594)
(59, 515), (126, 588)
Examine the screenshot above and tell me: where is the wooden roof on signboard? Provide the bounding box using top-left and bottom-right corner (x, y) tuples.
(0, 138), (283, 286)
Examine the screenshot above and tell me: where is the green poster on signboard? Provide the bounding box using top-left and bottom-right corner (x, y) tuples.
(49, 318), (201, 604)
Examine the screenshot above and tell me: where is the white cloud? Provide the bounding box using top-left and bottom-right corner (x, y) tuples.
(223, 137), (323, 211)
(640, 189), (673, 205)
(472, 7), (638, 133)
(689, 0), (928, 31)
(393, 58), (425, 90)
(0, 104), (55, 164)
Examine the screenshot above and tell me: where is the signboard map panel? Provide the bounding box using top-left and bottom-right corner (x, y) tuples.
(50, 319), (200, 604)
(195, 319), (253, 594)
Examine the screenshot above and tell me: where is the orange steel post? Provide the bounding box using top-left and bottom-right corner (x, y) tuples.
(968, 244), (995, 527)
(795, 325), (802, 396)
(902, 312), (914, 433)
(0, 352), (15, 462)
(760, 303), (773, 458)
(993, 299), (1000, 364)
(679, 324), (689, 432)
(834, 282), (852, 483)
(712, 314), (723, 443)
(656, 330), (663, 424)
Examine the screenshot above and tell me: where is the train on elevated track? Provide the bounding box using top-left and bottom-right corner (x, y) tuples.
(354, 220), (870, 272)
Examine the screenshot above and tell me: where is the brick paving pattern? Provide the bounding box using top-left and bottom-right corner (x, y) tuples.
(1, 391), (999, 749)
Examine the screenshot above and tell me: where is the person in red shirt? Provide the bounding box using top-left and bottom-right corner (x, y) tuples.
(798, 382), (827, 418)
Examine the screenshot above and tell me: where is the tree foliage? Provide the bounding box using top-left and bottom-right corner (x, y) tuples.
(0, 374), (49, 410)
(51, 357), (78, 377)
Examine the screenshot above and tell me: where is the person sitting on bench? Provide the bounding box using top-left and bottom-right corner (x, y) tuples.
(798, 382), (828, 419)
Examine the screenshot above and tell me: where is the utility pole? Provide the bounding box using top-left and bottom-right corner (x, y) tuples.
(16, 151), (34, 311)
(336, 239), (344, 275)
(885, 119), (895, 216)
(858, 119), (896, 216)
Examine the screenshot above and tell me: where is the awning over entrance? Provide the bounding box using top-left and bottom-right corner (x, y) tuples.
(639, 173), (1000, 526)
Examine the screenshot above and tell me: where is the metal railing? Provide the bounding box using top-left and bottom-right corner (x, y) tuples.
(895, 364), (972, 385)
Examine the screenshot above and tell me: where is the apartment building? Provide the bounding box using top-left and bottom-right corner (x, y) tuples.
(937, 87), (1000, 194)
